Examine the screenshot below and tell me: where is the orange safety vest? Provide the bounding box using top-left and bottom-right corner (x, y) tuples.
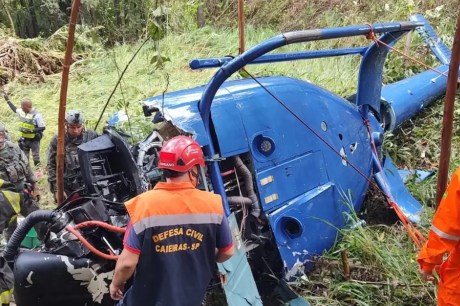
(418, 167), (460, 306)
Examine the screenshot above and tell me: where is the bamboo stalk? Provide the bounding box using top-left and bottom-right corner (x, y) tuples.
(57, 0), (81, 205)
(238, 0), (245, 54)
(435, 5), (460, 208)
(0, 0), (16, 35)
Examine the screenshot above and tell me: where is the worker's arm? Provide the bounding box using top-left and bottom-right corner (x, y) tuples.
(418, 230), (453, 278)
(215, 213), (234, 263)
(2, 93), (17, 113)
(33, 127), (46, 133)
(110, 221), (141, 300)
(418, 168), (460, 278)
(34, 113), (46, 133)
(47, 136), (58, 193)
(110, 249), (139, 300)
(216, 244), (234, 263)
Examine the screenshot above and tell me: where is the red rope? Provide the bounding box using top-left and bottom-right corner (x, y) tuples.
(363, 118), (426, 248)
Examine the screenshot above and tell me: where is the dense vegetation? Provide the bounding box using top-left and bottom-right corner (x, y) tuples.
(0, 0), (459, 305)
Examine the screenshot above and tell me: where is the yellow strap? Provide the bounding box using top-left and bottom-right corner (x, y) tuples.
(2, 190), (20, 214)
(0, 288), (13, 303)
(0, 179), (4, 188)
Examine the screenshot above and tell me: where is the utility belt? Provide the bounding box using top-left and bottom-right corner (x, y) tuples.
(18, 134), (42, 147)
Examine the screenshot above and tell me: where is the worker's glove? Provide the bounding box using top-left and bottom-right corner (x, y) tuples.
(24, 182), (34, 193)
(23, 182), (40, 202)
(32, 188), (41, 202)
(18, 138), (25, 149)
(24, 182), (36, 195)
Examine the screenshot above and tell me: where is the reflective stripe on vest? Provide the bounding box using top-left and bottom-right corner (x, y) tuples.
(431, 225), (460, 241)
(2, 190), (20, 214)
(132, 213), (223, 235)
(18, 111), (36, 139)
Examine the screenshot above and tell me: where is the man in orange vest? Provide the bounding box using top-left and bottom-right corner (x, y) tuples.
(418, 167), (460, 306)
(110, 135), (234, 306)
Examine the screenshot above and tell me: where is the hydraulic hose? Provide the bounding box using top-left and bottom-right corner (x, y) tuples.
(73, 220), (126, 233)
(65, 226), (119, 261)
(227, 196), (252, 206)
(4, 210), (56, 262)
(232, 156), (261, 217)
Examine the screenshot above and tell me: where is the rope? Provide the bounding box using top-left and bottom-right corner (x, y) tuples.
(366, 24), (457, 82)
(363, 118), (426, 248)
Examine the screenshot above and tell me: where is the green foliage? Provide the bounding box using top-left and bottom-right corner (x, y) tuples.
(298, 195), (436, 305)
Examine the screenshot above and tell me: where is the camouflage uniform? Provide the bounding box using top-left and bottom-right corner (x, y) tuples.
(47, 129), (98, 196)
(0, 141), (40, 239)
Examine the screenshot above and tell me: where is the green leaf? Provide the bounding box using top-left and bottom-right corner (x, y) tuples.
(149, 23), (165, 41)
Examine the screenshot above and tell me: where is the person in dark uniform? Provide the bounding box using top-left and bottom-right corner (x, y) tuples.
(0, 122), (42, 241)
(47, 110), (98, 202)
(3, 93), (46, 166)
(110, 135), (234, 306)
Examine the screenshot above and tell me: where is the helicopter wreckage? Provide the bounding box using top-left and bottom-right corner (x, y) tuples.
(2, 14), (455, 305)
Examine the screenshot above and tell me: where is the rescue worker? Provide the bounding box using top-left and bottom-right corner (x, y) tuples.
(0, 123), (41, 240)
(47, 110), (98, 201)
(418, 167), (460, 306)
(110, 135), (234, 306)
(3, 93), (46, 166)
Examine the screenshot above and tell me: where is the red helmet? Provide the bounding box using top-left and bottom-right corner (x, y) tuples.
(158, 136), (205, 172)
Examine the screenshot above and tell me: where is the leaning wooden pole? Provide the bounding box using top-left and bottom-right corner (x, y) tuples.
(57, 0), (81, 205)
(238, 0), (245, 54)
(435, 6), (460, 209)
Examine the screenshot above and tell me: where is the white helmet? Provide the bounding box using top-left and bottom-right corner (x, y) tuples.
(65, 110), (84, 125)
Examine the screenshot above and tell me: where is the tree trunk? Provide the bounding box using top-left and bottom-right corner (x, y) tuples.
(27, 0), (38, 36)
(114, 0), (121, 27)
(18, 0), (31, 37)
(0, 0), (16, 34)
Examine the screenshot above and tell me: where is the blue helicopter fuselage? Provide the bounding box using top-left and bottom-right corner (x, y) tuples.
(145, 76), (379, 272)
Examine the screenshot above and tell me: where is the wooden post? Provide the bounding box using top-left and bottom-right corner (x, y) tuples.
(238, 0), (245, 54)
(57, 0), (81, 205)
(435, 6), (460, 208)
(341, 249), (350, 280)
